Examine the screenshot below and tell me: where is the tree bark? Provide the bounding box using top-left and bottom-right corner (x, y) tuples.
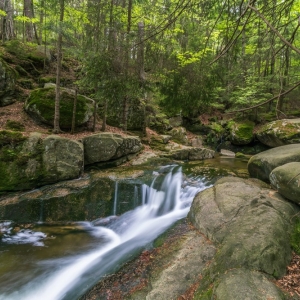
(53, 0), (64, 134)
(23, 0), (34, 41)
(0, 0), (14, 42)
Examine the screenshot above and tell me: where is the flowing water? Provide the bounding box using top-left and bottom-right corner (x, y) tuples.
(0, 165), (211, 300)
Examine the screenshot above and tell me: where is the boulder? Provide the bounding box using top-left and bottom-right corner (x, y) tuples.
(213, 269), (286, 300)
(168, 116), (182, 127)
(43, 135), (84, 182)
(0, 58), (16, 106)
(83, 133), (142, 166)
(189, 177), (298, 299)
(229, 120), (255, 145)
(248, 144), (300, 182)
(220, 149), (235, 157)
(190, 136), (202, 147)
(256, 119), (300, 147)
(169, 126), (188, 145)
(167, 147), (215, 161)
(270, 162), (300, 204)
(24, 87), (94, 128)
(0, 132), (84, 192)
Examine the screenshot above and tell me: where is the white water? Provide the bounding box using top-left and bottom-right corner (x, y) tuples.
(0, 166), (209, 300)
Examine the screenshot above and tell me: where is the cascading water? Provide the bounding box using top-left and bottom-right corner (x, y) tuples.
(0, 166), (209, 300)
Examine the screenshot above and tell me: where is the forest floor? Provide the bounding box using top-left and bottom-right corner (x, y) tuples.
(1, 101), (300, 299)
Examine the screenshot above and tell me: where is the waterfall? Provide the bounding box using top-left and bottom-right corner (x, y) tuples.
(0, 166), (209, 300)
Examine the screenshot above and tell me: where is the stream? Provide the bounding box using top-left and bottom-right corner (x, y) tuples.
(0, 158), (248, 299)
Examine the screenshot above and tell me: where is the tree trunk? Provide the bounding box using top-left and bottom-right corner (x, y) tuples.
(0, 0), (14, 42)
(53, 0), (64, 133)
(23, 0), (34, 41)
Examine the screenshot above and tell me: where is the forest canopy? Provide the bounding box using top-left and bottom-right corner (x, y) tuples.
(1, 0), (300, 126)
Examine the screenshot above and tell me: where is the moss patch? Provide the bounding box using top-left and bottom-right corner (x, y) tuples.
(25, 87), (93, 128)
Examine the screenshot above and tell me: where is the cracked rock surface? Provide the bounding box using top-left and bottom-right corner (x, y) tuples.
(188, 176), (299, 299)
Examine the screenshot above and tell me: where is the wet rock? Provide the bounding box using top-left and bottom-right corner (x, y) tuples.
(256, 119), (300, 147)
(248, 144), (300, 182)
(270, 162), (300, 204)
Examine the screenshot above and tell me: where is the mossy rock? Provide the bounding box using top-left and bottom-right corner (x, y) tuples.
(0, 132), (84, 192)
(105, 97), (144, 131)
(24, 87), (93, 129)
(228, 120), (255, 145)
(256, 119), (300, 147)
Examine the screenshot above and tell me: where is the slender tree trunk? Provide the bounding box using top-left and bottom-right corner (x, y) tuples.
(53, 0), (64, 133)
(137, 21), (147, 136)
(24, 0), (34, 41)
(122, 0), (132, 132)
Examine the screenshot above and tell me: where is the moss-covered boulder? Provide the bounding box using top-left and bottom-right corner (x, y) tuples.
(270, 162), (300, 204)
(83, 133), (142, 166)
(256, 119), (300, 147)
(24, 87), (93, 129)
(0, 131), (84, 192)
(229, 120), (255, 145)
(0, 58), (16, 106)
(189, 177), (298, 299)
(169, 126), (188, 145)
(248, 144), (300, 182)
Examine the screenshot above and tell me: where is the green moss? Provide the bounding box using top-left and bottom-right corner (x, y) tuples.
(26, 87), (92, 128)
(0, 130), (26, 146)
(235, 121), (254, 139)
(5, 120), (25, 131)
(210, 122), (224, 133)
(3, 40), (44, 64)
(291, 217), (300, 255)
(195, 287), (213, 300)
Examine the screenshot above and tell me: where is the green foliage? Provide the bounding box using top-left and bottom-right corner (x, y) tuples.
(228, 77), (273, 111)
(0, 9), (6, 17)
